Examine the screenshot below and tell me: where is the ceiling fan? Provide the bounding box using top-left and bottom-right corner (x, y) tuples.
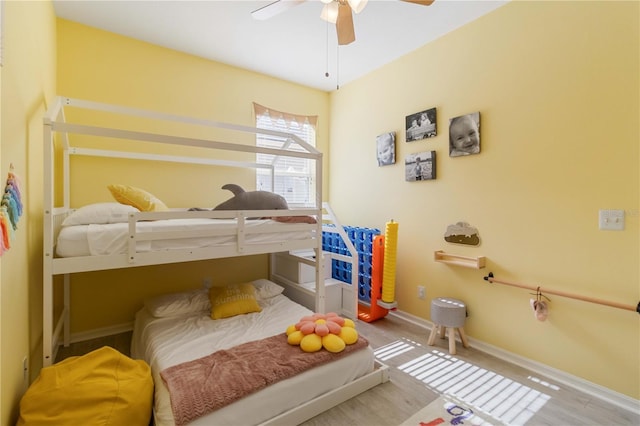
(251, 0), (435, 46)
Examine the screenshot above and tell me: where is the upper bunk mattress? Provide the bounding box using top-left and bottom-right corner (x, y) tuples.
(56, 218), (313, 257)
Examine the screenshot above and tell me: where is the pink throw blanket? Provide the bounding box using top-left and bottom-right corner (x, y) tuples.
(160, 333), (369, 426)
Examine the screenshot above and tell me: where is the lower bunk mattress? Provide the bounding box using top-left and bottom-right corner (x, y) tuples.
(130, 288), (375, 426)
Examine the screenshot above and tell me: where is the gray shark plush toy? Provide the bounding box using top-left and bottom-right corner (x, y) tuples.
(213, 184), (289, 211)
(197, 183), (316, 224)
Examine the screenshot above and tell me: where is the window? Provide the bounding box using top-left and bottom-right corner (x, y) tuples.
(254, 103), (318, 207)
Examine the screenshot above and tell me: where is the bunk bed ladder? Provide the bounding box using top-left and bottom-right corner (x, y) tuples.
(322, 203), (359, 318)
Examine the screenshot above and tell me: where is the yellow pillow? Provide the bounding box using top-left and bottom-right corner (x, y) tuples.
(108, 184), (169, 212)
(209, 283), (262, 320)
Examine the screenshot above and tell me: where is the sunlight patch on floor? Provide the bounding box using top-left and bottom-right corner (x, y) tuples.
(390, 349), (552, 425)
(373, 338), (418, 361)
(528, 375), (560, 391)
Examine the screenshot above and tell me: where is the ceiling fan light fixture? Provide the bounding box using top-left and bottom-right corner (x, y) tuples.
(320, 2), (339, 24)
(347, 0), (368, 14)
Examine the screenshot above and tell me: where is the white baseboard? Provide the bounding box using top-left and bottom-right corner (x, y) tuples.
(388, 309), (640, 414)
(68, 322), (134, 344)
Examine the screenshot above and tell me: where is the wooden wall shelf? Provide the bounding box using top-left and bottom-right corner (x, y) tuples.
(434, 250), (486, 269)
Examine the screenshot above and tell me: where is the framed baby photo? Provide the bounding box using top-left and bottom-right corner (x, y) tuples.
(405, 107), (436, 142)
(405, 151), (436, 182)
(376, 131), (396, 166)
(449, 111), (480, 157)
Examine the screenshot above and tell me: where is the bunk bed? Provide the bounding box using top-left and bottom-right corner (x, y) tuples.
(42, 96), (388, 424)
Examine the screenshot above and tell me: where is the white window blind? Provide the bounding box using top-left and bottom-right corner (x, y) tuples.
(254, 103), (317, 207)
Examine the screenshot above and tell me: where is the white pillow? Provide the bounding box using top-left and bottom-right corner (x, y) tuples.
(144, 280), (283, 318)
(144, 288), (210, 318)
(61, 203), (139, 226)
(252, 279), (285, 301)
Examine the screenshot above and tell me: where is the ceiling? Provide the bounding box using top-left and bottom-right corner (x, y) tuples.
(53, 0), (509, 92)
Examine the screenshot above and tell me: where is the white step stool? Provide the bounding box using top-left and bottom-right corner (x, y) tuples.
(428, 297), (469, 355)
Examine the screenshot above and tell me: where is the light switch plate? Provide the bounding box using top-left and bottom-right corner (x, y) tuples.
(599, 209), (624, 231)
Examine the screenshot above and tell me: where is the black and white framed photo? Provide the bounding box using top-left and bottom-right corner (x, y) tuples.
(405, 107), (436, 142)
(449, 112), (480, 157)
(405, 151), (436, 182)
(376, 131), (396, 166)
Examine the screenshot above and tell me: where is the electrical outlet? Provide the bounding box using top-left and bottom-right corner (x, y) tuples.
(202, 277), (212, 289)
(417, 286), (425, 300)
(599, 209), (624, 230)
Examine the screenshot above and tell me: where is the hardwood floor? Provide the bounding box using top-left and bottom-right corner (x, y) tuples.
(56, 314), (639, 426)
(302, 315), (640, 426)
(55, 330), (133, 363)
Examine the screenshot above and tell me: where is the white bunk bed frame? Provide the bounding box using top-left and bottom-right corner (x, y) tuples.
(42, 96), (388, 423)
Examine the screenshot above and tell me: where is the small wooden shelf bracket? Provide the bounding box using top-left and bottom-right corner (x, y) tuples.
(434, 250), (486, 269)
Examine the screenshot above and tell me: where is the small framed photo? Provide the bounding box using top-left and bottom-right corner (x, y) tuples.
(376, 131), (396, 166)
(405, 107), (436, 142)
(449, 112), (480, 157)
(405, 151), (436, 182)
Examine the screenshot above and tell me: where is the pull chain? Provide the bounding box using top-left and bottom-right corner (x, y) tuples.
(336, 42), (340, 90)
(325, 20), (330, 78)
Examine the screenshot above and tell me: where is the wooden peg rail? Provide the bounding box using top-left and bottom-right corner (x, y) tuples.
(483, 272), (640, 314)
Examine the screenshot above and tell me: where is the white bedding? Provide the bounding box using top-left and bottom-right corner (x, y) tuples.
(131, 293), (375, 426)
(56, 218), (313, 257)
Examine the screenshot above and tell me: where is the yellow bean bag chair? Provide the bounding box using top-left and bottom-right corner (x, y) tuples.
(18, 346), (153, 426)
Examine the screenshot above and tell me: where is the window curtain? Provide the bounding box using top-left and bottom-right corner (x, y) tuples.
(253, 103), (318, 129)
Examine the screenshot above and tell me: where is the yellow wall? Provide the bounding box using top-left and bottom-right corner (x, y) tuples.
(329, 1), (638, 399)
(2, 1), (638, 423)
(0, 1), (56, 425)
(55, 19), (331, 334)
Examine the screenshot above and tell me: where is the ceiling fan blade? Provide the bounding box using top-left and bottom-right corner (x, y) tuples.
(336, 3), (355, 45)
(401, 0), (435, 6)
(251, 0), (306, 20)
